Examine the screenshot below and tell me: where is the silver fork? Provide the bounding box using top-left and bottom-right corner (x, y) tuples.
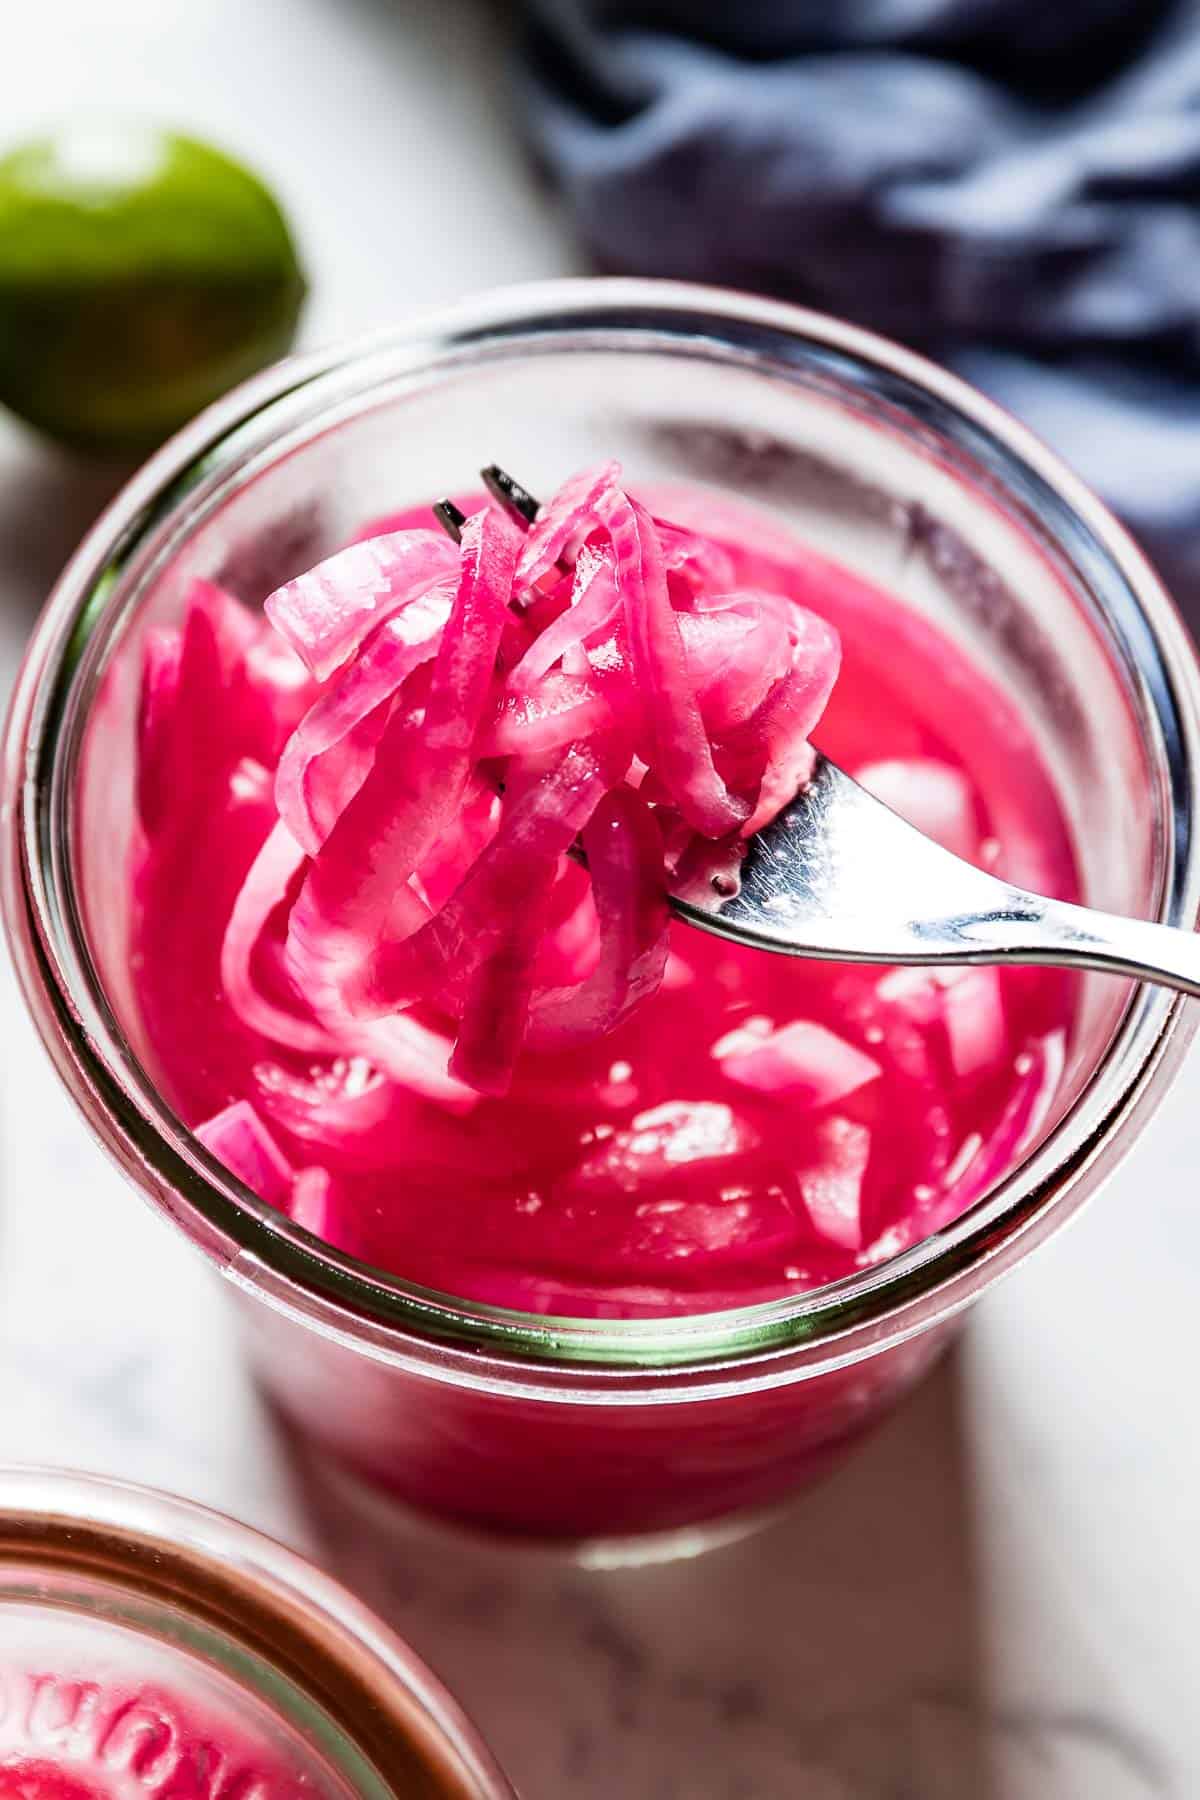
(675, 751), (1200, 993)
(436, 470), (1200, 998)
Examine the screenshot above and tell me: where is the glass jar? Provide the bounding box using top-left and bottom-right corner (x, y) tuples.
(5, 279), (1200, 1545)
(0, 1467), (512, 1795)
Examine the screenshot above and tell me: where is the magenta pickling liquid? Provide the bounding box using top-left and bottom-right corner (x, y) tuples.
(126, 486), (1078, 1324)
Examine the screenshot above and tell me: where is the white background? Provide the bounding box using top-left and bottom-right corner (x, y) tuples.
(1, 3), (1198, 1794)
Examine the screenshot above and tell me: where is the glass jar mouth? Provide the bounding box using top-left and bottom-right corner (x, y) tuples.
(5, 277), (1200, 1378)
(0, 1465), (513, 1796)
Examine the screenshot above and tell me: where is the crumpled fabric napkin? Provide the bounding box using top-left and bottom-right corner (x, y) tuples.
(521, 0), (1200, 616)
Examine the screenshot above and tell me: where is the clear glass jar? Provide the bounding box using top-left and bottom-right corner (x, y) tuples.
(0, 1467), (512, 1795)
(5, 279), (1200, 1545)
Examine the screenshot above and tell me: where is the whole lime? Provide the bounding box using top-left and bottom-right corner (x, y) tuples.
(0, 122), (306, 455)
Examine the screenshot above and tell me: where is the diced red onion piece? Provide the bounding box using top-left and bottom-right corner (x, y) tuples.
(921, 1029), (1066, 1230)
(875, 964), (1009, 1085)
(941, 967), (1008, 1081)
(855, 757), (979, 863)
(796, 1116), (871, 1250)
(719, 1020), (882, 1108)
(195, 1100), (294, 1208)
(290, 1166), (336, 1237)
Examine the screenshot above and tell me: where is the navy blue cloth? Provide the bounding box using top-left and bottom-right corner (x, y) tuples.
(521, 1), (1200, 613)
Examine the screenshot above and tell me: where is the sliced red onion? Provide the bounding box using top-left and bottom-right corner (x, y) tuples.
(265, 529), (457, 681)
(527, 786), (669, 1052)
(600, 487), (749, 837)
(191, 465), (846, 1102)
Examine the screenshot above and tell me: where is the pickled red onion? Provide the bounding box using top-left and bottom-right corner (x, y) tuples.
(265, 529), (458, 681)
(274, 579), (453, 854)
(214, 463), (843, 1098)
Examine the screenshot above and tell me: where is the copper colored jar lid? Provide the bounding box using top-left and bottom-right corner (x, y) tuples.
(0, 1468), (513, 1799)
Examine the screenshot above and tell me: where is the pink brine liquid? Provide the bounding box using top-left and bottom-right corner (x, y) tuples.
(126, 478), (1078, 1319)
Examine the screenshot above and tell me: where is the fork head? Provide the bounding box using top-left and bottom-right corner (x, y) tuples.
(669, 753), (1047, 965)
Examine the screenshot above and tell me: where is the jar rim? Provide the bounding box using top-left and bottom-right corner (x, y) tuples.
(5, 276), (1200, 1384)
(0, 1464), (513, 1796)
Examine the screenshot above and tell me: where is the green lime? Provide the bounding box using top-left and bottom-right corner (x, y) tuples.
(0, 122), (306, 455)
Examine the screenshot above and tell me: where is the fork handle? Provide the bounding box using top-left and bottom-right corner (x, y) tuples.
(954, 890), (1200, 997)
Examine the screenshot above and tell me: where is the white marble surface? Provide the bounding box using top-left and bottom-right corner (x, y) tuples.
(2, 4), (1200, 1796)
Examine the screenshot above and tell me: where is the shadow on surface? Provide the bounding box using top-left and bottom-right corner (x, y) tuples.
(0, 427), (133, 641)
(286, 1345), (997, 1800)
